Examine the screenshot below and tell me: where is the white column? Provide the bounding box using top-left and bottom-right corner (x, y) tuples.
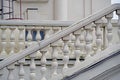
(54, 0), (68, 20)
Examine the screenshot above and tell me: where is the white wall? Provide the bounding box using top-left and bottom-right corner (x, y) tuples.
(14, 0), (54, 20)
(13, 0), (111, 21)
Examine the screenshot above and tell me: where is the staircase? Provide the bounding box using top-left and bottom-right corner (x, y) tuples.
(0, 4), (120, 80)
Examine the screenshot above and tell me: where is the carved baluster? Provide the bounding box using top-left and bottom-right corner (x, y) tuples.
(95, 20), (102, 53)
(18, 58), (25, 80)
(18, 27), (25, 52)
(51, 42), (59, 80)
(30, 53), (36, 80)
(0, 69), (4, 79)
(9, 27), (16, 55)
(62, 35), (70, 71)
(26, 27), (33, 47)
(40, 49), (47, 80)
(73, 30), (81, 65)
(52, 27), (63, 58)
(0, 27), (7, 58)
(116, 10), (120, 42)
(7, 64), (15, 80)
(105, 12), (113, 47)
(36, 27), (42, 41)
(69, 33), (76, 58)
(44, 27), (53, 39)
(85, 24), (93, 58)
(79, 28), (85, 58)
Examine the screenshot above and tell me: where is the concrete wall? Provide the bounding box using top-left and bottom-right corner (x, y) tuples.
(13, 0), (111, 21)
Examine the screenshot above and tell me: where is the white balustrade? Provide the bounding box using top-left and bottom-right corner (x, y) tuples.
(0, 27), (7, 58)
(62, 35), (70, 71)
(73, 30), (81, 65)
(40, 49), (47, 80)
(7, 64), (15, 80)
(95, 20), (102, 53)
(18, 27), (25, 52)
(9, 27), (16, 55)
(36, 27), (42, 41)
(51, 42), (58, 80)
(116, 10), (120, 42)
(105, 12), (113, 47)
(0, 69), (3, 79)
(18, 58), (25, 80)
(0, 4), (120, 80)
(85, 24), (93, 58)
(30, 53), (36, 80)
(79, 28), (85, 58)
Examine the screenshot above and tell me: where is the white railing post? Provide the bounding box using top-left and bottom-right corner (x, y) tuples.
(30, 53), (36, 80)
(62, 35), (70, 71)
(18, 27), (25, 52)
(7, 64), (15, 80)
(26, 27), (33, 48)
(51, 42), (59, 80)
(73, 30), (81, 65)
(105, 12), (113, 47)
(40, 49), (47, 80)
(18, 58), (25, 80)
(95, 20), (102, 53)
(85, 24), (93, 58)
(9, 27), (16, 56)
(0, 27), (7, 58)
(0, 69), (4, 80)
(79, 28), (85, 58)
(116, 10), (120, 42)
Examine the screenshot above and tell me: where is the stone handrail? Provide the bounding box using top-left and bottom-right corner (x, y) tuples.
(0, 3), (120, 80)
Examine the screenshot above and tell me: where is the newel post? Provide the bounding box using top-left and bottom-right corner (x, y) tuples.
(116, 10), (120, 42)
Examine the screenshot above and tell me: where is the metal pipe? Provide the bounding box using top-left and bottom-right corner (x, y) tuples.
(9, 0), (10, 18)
(12, 0), (14, 18)
(1, 0), (4, 19)
(20, 0), (22, 19)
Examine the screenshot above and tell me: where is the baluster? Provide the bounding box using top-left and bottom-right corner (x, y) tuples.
(36, 27), (42, 41)
(26, 27), (33, 47)
(51, 42), (58, 80)
(30, 53), (36, 80)
(18, 27), (25, 52)
(44, 27), (53, 39)
(105, 12), (113, 47)
(73, 30), (81, 65)
(116, 10), (120, 42)
(95, 20), (102, 53)
(9, 27), (16, 55)
(0, 69), (4, 79)
(35, 27), (43, 58)
(40, 49), (47, 80)
(18, 58), (25, 80)
(79, 28), (85, 58)
(0, 27), (7, 58)
(52, 27), (63, 58)
(69, 33), (76, 58)
(85, 24), (93, 58)
(44, 27), (53, 58)
(62, 35), (70, 71)
(7, 64), (15, 80)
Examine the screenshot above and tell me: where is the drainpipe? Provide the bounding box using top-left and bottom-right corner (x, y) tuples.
(20, 0), (22, 19)
(1, 0), (4, 19)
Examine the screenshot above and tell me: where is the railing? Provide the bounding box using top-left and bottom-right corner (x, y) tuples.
(0, 4), (120, 80)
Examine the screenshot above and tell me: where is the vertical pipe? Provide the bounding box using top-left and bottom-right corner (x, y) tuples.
(1, 0), (4, 19)
(20, 0), (22, 19)
(9, 0), (10, 19)
(12, 0), (14, 18)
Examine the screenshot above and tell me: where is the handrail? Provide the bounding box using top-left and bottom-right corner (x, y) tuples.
(0, 3), (120, 70)
(0, 20), (73, 26)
